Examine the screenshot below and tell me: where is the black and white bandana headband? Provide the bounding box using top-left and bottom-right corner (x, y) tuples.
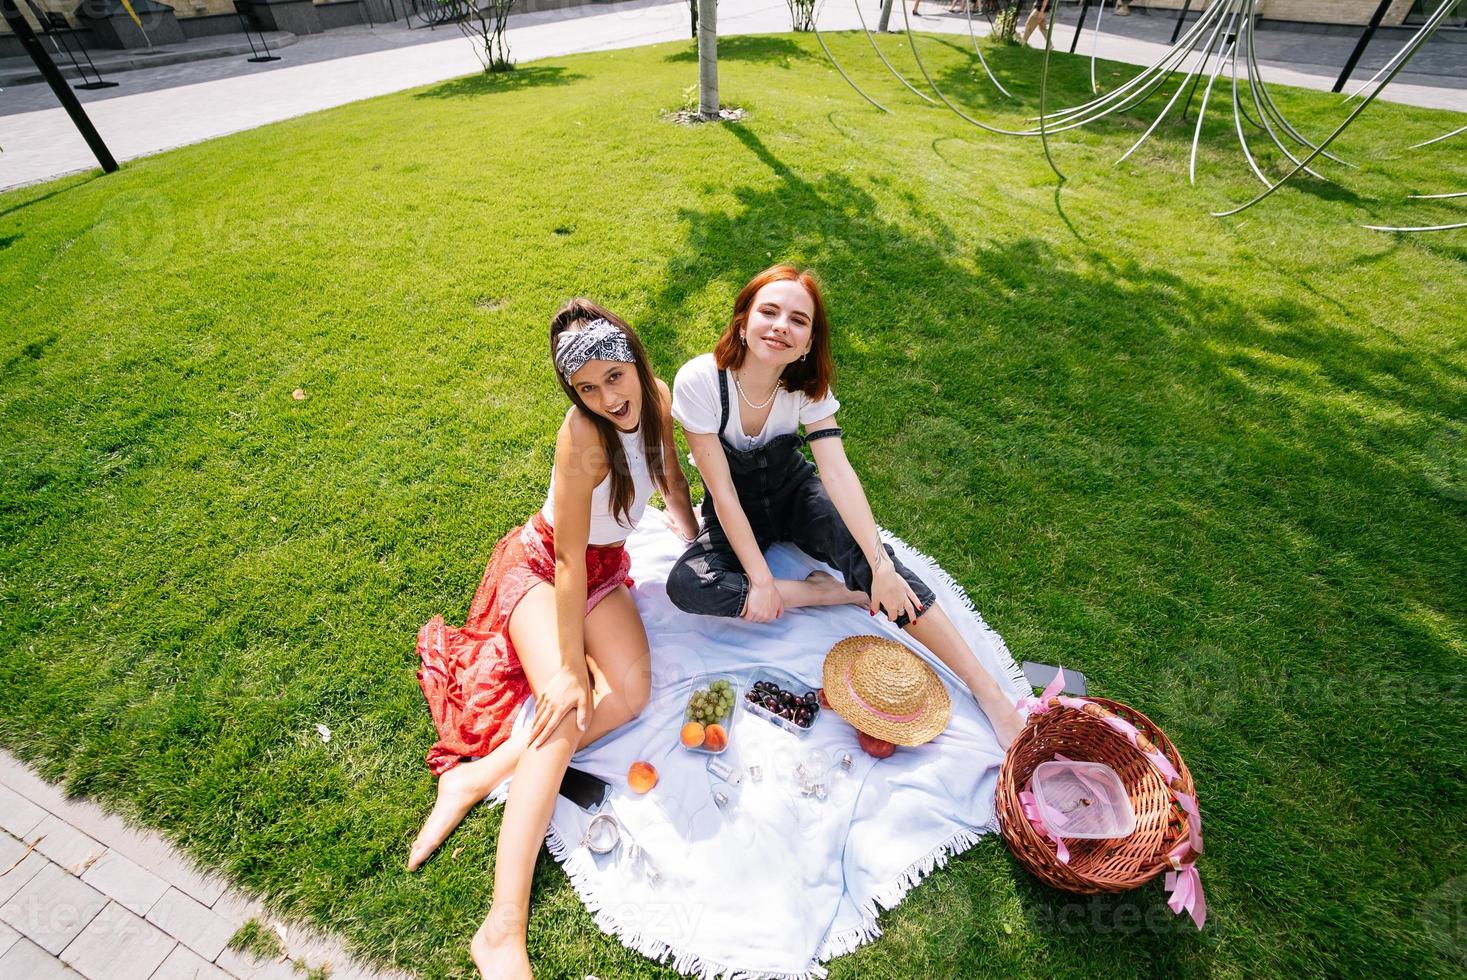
(555, 318), (636, 380)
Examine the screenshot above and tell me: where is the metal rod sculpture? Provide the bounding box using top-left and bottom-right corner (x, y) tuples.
(963, 0), (1014, 98)
(1410, 122), (1466, 149)
(1213, 0), (1457, 218)
(856, 0), (937, 105)
(812, 0), (1461, 231)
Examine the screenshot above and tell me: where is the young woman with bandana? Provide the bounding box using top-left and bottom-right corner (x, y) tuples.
(411, 301), (698, 978)
(665, 265), (1024, 750)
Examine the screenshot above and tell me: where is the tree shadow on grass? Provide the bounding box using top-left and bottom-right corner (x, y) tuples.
(664, 34), (815, 64)
(636, 120), (1463, 975)
(412, 66), (584, 99)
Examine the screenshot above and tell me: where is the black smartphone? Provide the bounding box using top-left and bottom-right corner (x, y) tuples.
(1022, 660), (1088, 696)
(559, 767), (612, 813)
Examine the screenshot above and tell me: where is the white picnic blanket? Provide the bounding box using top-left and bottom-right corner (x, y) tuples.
(500, 508), (1029, 980)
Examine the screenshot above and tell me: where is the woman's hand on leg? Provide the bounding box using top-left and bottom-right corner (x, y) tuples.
(870, 562), (921, 624)
(528, 665), (591, 748)
(743, 578), (784, 623)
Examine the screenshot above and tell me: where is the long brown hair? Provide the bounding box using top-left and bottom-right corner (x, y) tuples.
(549, 299), (667, 527)
(713, 264), (835, 400)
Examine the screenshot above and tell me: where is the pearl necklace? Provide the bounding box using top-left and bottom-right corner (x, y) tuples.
(732, 370), (779, 411)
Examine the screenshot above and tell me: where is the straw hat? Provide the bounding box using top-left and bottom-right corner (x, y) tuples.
(822, 635), (952, 746)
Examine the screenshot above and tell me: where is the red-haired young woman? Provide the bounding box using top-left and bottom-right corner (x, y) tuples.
(665, 266), (1022, 749)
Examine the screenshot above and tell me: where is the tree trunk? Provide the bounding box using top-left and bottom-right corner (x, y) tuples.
(697, 0), (718, 118)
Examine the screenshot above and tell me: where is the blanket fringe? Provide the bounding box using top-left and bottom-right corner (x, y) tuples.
(815, 819), (996, 962)
(543, 824), (829, 980)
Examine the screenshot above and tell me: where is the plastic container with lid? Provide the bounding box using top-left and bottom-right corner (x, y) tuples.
(740, 667), (821, 737)
(1028, 760), (1137, 840)
(681, 674), (740, 754)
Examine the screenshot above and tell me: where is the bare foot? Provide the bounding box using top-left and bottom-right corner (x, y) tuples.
(471, 916), (532, 980)
(408, 750), (515, 871)
(805, 570), (868, 607)
(988, 704), (1025, 751)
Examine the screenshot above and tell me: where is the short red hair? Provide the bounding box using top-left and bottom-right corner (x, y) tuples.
(714, 265), (835, 400)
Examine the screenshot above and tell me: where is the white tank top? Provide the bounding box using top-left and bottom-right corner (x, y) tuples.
(541, 419), (655, 545)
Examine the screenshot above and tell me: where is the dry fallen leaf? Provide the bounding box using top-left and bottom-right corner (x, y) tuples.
(291, 388), (306, 401)
(315, 724), (331, 743)
(3, 837), (40, 874)
(451, 846), (463, 860)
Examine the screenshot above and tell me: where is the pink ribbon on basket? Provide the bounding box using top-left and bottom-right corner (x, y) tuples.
(1165, 841), (1207, 929)
(1015, 668), (1208, 929)
(1017, 668), (1067, 714)
(1018, 790), (1070, 864)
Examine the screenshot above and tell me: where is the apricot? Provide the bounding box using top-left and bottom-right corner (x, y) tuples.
(627, 761), (658, 794)
(703, 723), (728, 752)
(680, 722), (705, 748)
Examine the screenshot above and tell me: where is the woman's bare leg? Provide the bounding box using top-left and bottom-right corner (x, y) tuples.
(903, 604), (1025, 749)
(410, 585), (650, 870)
(772, 570), (868, 610)
(470, 586), (650, 978)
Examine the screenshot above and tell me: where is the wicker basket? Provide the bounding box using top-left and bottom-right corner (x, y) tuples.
(996, 695), (1198, 894)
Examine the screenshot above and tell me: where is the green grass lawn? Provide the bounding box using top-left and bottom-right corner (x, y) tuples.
(2, 29), (1464, 979)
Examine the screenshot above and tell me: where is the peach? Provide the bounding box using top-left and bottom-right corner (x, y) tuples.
(627, 761), (658, 794)
(857, 731), (896, 759)
(704, 723), (728, 752)
(680, 722), (705, 748)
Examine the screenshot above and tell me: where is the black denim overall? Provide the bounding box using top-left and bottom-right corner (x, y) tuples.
(665, 368), (937, 626)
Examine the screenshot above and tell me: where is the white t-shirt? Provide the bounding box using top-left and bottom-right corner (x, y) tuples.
(671, 353), (840, 452)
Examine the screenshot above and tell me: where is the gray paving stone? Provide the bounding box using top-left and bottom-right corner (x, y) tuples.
(0, 845), (48, 909)
(0, 755), (74, 816)
(79, 850), (169, 917)
(27, 815), (106, 875)
(0, 754), (399, 979)
(148, 942), (233, 980)
(207, 889), (264, 926)
(27, 795), (228, 909)
(0, 851), (50, 908)
(146, 886), (236, 962)
(0, 784), (47, 839)
(0, 861), (108, 954)
(214, 942), (300, 980)
(0, 935), (83, 978)
(59, 900), (175, 980)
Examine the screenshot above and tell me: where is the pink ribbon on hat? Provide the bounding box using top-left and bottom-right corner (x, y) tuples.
(1015, 668), (1207, 929)
(844, 661), (923, 723)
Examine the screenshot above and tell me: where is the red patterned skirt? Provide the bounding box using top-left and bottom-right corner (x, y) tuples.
(416, 512), (633, 775)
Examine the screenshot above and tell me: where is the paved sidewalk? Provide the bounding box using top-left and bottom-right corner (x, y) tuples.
(0, 0), (1463, 190)
(0, 750), (409, 980)
(0, 32), (298, 88)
